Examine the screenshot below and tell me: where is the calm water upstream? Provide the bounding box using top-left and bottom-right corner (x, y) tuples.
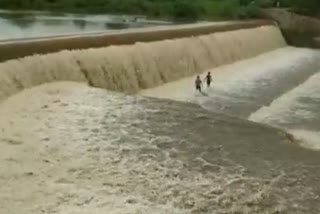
(0, 10), (168, 40)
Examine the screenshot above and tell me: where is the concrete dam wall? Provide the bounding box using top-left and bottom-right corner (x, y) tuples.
(0, 20), (274, 62)
(0, 23), (286, 102)
(262, 9), (320, 48)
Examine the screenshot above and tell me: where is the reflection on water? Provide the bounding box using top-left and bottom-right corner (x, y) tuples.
(0, 10), (166, 40)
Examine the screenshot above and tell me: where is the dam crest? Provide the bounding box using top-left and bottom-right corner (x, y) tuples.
(0, 24), (285, 102)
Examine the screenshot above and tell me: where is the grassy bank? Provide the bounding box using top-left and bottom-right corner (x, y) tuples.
(0, 0), (260, 21)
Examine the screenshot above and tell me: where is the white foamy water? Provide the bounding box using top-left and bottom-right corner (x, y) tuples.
(249, 71), (320, 149)
(0, 82), (291, 214)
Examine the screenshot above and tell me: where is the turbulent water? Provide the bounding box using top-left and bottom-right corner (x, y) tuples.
(1, 24), (320, 213)
(3, 82), (320, 214)
(249, 69), (320, 149)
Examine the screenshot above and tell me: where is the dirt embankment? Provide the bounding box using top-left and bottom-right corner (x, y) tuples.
(262, 9), (320, 48)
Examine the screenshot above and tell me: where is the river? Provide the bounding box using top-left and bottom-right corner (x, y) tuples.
(1, 19), (320, 214)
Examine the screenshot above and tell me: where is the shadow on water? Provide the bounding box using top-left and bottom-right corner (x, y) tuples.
(6, 18), (36, 29)
(0, 12), (36, 28)
(72, 19), (87, 30)
(105, 22), (130, 30)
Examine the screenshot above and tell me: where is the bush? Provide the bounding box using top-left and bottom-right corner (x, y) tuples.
(237, 4), (260, 19)
(0, 0), (318, 20)
(171, 0), (201, 21)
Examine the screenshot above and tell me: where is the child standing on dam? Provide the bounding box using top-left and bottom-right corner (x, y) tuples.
(205, 72), (212, 87)
(195, 76), (202, 92)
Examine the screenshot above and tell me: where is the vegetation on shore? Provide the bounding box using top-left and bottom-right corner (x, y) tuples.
(0, 0), (319, 21)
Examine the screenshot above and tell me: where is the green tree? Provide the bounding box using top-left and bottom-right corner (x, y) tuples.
(0, 0), (319, 20)
(171, 0), (201, 21)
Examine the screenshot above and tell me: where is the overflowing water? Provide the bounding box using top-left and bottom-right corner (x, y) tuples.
(0, 25), (285, 101)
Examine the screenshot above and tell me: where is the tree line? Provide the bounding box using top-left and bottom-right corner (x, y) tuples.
(0, 0), (318, 20)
